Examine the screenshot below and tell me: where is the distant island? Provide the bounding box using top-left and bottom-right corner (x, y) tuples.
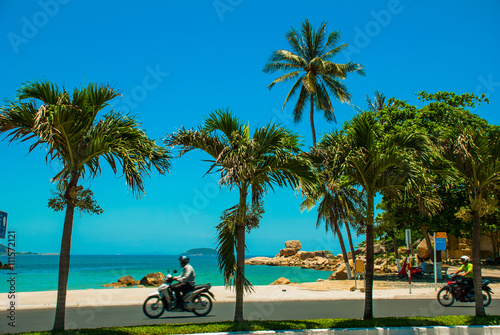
(181, 248), (217, 256)
(0, 243), (41, 256)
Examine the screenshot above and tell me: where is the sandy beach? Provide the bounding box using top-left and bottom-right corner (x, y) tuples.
(5, 265), (500, 311)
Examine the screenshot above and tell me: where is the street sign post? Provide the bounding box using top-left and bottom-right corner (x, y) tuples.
(0, 211), (7, 239)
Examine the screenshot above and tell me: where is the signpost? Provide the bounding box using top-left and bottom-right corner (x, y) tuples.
(0, 211), (7, 239)
(434, 232), (447, 290)
(405, 229), (412, 293)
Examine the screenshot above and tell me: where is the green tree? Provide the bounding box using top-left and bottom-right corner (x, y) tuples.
(263, 19), (364, 146)
(322, 111), (439, 319)
(442, 127), (500, 316)
(373, 92), (494, 259)
(165, 109), (315, 322)
(0, 80), (171, 330)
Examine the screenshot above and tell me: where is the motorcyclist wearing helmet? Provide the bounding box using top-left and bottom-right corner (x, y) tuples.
(454, 255), (473, 294)
(171, 256), (196, 309)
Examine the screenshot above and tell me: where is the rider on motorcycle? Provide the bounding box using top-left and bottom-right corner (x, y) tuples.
(171, 256), (196, 309)
(454, 255), (473, 294)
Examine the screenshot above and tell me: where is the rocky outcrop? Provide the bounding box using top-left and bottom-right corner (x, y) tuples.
(118, 275), (138, 286)
(246, 240), (402, 282)
(271, 277), (291, 285)
(140, 272), (165, 286)
(285, 240), (301, 250)
(1, 263), (14, 270)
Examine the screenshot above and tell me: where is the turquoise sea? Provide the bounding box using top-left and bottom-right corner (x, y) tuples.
(0, 255), (330, 293)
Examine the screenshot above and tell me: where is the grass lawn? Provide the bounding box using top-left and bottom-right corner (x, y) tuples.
(15, 315), (500, 335)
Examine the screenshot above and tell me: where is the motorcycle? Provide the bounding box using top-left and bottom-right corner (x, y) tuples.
(437, 274), (493, 307)
(398, 257), (423, 279)
(143, 270), (215, 318)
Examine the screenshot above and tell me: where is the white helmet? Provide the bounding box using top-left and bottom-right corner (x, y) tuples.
(460, 255), (470, 263)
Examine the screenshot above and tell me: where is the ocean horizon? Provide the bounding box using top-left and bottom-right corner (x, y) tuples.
(0, 254), (331, 293)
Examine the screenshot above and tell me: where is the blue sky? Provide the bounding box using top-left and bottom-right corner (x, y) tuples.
(1, 1), (499, 256)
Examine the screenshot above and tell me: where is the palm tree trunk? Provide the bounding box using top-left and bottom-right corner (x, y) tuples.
(421, 225), (434, 262)
(234, 187), (248, 322)
(363, 196), (375, 320)
(53, 176), (79, 330)
(340, 211), (356, 263)
(329, 208), (352, 279)
(310, 97), (316, 146)
(472, 209), (485, 316)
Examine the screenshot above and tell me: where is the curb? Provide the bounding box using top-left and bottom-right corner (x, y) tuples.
(191, 325), (500, 334)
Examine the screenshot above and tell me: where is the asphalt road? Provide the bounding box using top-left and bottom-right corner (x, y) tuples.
(3, 299), (500, 334)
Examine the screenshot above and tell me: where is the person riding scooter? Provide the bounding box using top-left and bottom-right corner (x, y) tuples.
(171, 256), (196, 309)
(454, 255), (473, 293)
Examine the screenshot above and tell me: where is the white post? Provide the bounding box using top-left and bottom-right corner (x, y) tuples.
(434, 232), (437, 291)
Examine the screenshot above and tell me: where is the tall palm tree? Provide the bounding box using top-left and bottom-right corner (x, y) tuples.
(0, 80), (171, 330)
(165, 109), (315, 322)
(321, 112), (437, 319)
(442, 128), (500, 316)
(264, 19), (365, 146)
(302, 145), (365, 278)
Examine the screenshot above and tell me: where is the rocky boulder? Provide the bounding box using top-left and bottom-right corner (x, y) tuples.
(297, 251), (315, 260)
(373, 244), (386, 255)
(1, 263), (14, 270)
(285, 240), (301, 250)
(271, 277), (290, 285)
(417, 239), (431, 260)
(328, 266), (348, 280)
(140, 272), (165, 286)
(245, 257), (274, 265)
(118, 275), (137, 286)
(280, 248), (298, 257)
(314, 250), (326, 257)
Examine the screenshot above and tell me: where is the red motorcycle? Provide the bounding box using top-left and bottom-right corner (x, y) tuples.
(437, 274), (492, 307)
(397, 257), (423, 279)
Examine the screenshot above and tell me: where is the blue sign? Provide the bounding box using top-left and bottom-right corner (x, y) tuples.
(436, 237), (446, 251)
(0, 211), (7, 239)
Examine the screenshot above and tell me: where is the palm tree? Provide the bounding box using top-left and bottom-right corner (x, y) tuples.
(0, 80), (171, 330)
(366, 90), (394, 112)
(321, 112), (436, 319)
(302, 145), (365, 278)
(165, 109), (315, 322)
(264, 19), (365, 146)
(442, 128), (500, 316)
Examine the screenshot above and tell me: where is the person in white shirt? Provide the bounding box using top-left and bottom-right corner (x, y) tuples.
(172, 256), (196, 309)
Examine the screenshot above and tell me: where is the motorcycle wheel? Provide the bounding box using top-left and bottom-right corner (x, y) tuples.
(437, 287), (455, 307)
(398, 273), (405, 279)
(482, 289), (492, 307)
(191, 293), (213, 316)
(413, 272), (423, 280)
(143, 296), (165, 318)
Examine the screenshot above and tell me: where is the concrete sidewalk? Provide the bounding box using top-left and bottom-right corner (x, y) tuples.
(3, 284), (441, 310)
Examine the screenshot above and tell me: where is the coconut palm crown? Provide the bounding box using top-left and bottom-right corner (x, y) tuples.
(0, 80), (171, 330)
(264, 19), (365, 146)
(165, 109), (315, 322)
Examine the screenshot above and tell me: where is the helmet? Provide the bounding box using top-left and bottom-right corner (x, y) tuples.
(460, 255), (470, 263)
(178, 256), (190, 263)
